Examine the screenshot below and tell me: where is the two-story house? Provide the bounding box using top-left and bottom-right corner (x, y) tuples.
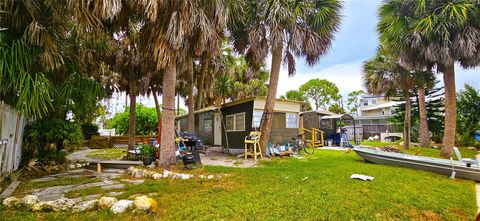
(355, 95), (402, 139)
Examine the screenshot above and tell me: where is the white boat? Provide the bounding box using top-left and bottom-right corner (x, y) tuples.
(353, 147), (480, 181)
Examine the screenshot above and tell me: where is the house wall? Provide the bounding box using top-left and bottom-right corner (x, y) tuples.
(268, 112), (299, 145)
(302, 112), (320, 129)
(253, 99), (301, 113)
(221, 101), (254, 149)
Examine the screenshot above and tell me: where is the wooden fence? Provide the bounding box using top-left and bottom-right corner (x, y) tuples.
(0, 103), (26, 180)
(90, 135), (157, 149)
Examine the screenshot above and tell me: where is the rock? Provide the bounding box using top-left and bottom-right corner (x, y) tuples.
(207, 175), (214, 179)
(75, 163), (82, 168)
(134, 195), (157, 212)
(31, 201), (51, 212)
(69, 164), (76, 169)
(46, 198), (75, 211)
(110, 200), (134, 214)
(2, 196), (20, 208)
(98, 196), (118, 210)
(199, 175), (205, 179)
(22, 195), (39, 206)
(72, 199), (98, 212)
(146, 164), (155, 169)
(162, 170), (172, 178)
(152, 173), (162, 180)
(179, 174), (191, 180)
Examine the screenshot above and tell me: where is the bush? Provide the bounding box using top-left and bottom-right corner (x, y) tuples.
(139, 144), (156, 156)
(109, 104), (158, 135)
(81, 122), (100, 139)
(456, 84), (480, 147)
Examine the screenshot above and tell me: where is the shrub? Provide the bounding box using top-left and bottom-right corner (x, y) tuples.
(139, 144), (156, 157)
(81, 122), (100, 139)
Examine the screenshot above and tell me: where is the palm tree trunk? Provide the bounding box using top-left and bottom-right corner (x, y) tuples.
(187, 60), (195, 132)
(160, 65), (177, 165)
(403, 93), (411, 150)
(128, 84), (136, 150)
(418, 85), (430, 148)
(195, 64), (206, 110)
(259, 42), (283, 154)
(152, 88), (162, 143)
(441, 64), (456, 158)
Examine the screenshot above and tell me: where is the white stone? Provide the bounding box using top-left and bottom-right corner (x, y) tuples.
(72, 199), (98, 212)
(180, 174), (191, 180)
(2, 196), (20, 208)
(207, 175), (214, 179)
(162, 170), (171, 178)
(22, 195), (39, 206)
(31, 201), (51, 212)
(46, 198), (75, 211)
(75, 163), (82, 168)
(134, 195), (156, 211)
(152, 173), (162, 180)
(69, 164), (76, 169)
(110, 200), (134, 214)
(199, 175), (205, 179)
(98, 196), (118, 210)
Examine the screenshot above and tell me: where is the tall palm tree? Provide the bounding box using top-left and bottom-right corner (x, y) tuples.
(378, 0), (480, 157)
(363, 48), (434, 150)
(140, 0), (228, 165)
(230, 0), (342, 152)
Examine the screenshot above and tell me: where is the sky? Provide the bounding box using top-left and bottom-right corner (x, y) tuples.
(109, 0), (479, 116)
(276, 0), (480, 100)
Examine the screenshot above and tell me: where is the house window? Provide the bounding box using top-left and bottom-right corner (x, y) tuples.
(320, 119), (333, 129)
(371, 100), (377, 105)
(363, 100), (368, 106)
(252, 111), (262, 128)
(286, 113), (298, 128)
(226, 113), (245, 132)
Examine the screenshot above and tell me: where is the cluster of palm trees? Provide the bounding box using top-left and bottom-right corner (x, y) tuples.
(1, 0), (342, 165)
(364, 0), (480, 157)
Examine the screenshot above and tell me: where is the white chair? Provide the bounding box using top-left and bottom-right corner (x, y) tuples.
(453, 147), (478, 167)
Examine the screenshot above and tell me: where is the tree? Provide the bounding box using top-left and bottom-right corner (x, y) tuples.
(346, 90), (365, 114)
(299, 79), (340, 111)
(141, 0), (228, 165)
(280, 90), (312, 111)
(109, 105), (159, 136)
(230, 0), (342, 153)
(456, 84), (480, 146)
(378, 0), (480, 157)
(363, 48), (434, 150)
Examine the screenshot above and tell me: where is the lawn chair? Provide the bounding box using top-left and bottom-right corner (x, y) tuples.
(453, 147), (478, 167)
(244, 131), (263, 161)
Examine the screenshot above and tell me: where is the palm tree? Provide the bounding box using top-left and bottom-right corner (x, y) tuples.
(363, 48), (434, 150)
(230, 0), (342, 152)
(378, 0), (480, 157)
(140, 0), (228, 165)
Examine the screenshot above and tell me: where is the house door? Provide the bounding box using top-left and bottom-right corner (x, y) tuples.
(214, 112), (222, 146)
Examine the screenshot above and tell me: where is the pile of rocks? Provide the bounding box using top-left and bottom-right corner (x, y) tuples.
(125, 167), (224, 180)
(2, 194), (157, 214)
(68, 160), (89, 169)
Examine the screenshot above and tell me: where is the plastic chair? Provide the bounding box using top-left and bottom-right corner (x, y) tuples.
(244, 132), (263, 161)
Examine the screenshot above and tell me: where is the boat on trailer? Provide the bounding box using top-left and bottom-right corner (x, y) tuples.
(353, 147), (480, 182)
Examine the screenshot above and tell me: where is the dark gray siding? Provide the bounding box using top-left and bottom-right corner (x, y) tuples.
(269, 112), (299, 145)
(221, 101), (254, 149)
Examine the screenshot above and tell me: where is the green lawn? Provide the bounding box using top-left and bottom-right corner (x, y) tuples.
(86, 148), (127, 160)
(2, 150), (477, 220)
(360, 140), (479, 158)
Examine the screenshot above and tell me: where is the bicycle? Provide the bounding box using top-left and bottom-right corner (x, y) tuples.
(288, 133), (314, 155)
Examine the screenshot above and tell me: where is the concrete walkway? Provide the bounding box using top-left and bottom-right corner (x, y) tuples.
(67, 149), (95, 161)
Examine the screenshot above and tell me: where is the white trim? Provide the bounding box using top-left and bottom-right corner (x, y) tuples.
(226, 112), (246, 132)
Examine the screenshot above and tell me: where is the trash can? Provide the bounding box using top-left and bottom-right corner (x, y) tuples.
(327, 139), (333, 147)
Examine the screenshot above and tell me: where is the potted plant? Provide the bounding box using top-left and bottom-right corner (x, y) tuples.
(139, 144), (156, 166)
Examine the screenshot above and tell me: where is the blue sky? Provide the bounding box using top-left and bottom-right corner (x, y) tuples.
(277, 0), (480, 99)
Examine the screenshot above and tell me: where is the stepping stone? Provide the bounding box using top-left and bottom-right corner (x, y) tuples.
(120, 179), (145, 185)
(71, 194), (101, 203)
(0, 181), (21, 199)
(38, 194), (64, 201)
(101, 184), (125, 190)
(108, 191), (124, 197)
(30, 177), (57, 182)
(102, 169), (125, 174)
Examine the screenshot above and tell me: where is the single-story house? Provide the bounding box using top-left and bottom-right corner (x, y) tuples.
(176, 97), (305, 149)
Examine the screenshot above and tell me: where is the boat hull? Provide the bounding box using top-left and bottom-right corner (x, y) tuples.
(353, 147), (480, 181)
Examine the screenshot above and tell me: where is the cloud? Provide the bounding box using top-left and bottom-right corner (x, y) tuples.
(277, 59), (365, 99)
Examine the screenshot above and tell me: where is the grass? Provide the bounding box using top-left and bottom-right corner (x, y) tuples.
(360, 140), (479, 158)
(2, 150), (476, 220)
(86, 148), (127, 160)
